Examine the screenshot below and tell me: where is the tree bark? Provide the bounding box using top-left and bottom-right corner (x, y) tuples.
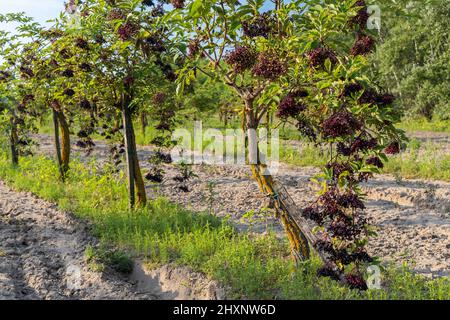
(52, 109), (65, 181)
(140, 112), (147, 138)
(9, 116), (19, 166)
(56, 110), (70, 176)
(122, 94), (147, 208)
(244, 98), (311, 263)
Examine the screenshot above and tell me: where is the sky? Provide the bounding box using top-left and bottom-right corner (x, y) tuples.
(0, 0), (277, 34)
(0, 0), (65, 33)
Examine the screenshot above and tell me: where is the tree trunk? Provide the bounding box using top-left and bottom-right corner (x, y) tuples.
(140, 112), (147, 138)
(244, 98), (311, 263)
(52, 109), (65, 181)
(56, 110), (70, 176)
(122, 94), (147, 208)
(9, 116), (19, 166)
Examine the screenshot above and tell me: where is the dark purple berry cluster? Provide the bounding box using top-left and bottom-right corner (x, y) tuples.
(75, 38), (89, 50)
(0, 70), (11, 82)
(350, 35), (375, 56)
(62, 69), (74, 78)
(242, 13), (274, 38)
(117, 22), (139, 41)
(252, 52), (287, 80)
(349, 0), (369, 30)
(375, 93), (395, 106)
(307, 48), (337, 68)
(296, 119), (317, 141)
(171, 0), (185, 9)
(79, 63), (92, 72)
(384, 142), (400, 155)
(225, 46), (257, 73)
(322, 111), (361, 138)
(107, 9), (125, 21)
(366, 156), (384, 168)
(277, 92), (307, 119)
(188, 39), (201, 58)
(341, 82), (364, 98)
(63, 88), (76, 97)
(152, 92), (167, 105)
(345, 272), (368, 291)
(79, 98), (91, 110)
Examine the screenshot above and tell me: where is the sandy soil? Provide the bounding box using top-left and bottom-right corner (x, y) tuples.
(0, 181), (224, 300)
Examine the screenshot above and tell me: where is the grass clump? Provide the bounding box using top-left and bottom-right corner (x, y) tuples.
(85, 245), (134, 274)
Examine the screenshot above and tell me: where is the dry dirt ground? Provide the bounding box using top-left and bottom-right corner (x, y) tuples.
(0, 181), (224, 300)
(1, 133), (448, 300)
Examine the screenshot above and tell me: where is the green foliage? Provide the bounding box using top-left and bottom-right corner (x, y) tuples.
(372, 0), (450, 120)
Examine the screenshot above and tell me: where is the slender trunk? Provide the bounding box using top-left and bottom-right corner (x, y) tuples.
(9, 116), (19, 166)
(244, 98), (310, 263)
(52, 109), (65, 181)
(122, 94), (147, 208)
(140, 112), (147, 138)
(56, 110), (70, 175)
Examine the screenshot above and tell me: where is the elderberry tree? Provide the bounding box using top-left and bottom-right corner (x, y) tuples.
(64, 0), (179, 208)
(165, 0), (406, 288)
(0, 14), (44, 166)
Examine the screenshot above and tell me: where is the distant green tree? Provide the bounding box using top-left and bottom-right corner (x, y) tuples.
(371, 0), (450, 120)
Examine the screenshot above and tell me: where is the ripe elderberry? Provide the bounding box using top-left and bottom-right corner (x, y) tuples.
(107, 9), (125, 21)
(366, 156), (384, 168)
(225, 46), (257, 73)
(317, 265), (341, 281)
(142, 0), (154, 6)
(322, 111), (361, 138)
(171, 0), (184, 9)
(242, 13), (274, 38)
(345, 272), (368, 291)
(376, 93), (395, 106)
(349, 0), (369, 29)
(341, 82), (364, 98)
(188, 39), (201, 58)
(62, 69), (74, 78)
(302, 206), (323, 224)
(79, 99), (91, 110)
(75, 38), (89, 50)
(307, 47), (337, 68)
(252, 52), (287, 80)
(350, 35), (375, 56)
(384, 142), (400, 155)
(117, 22), (139, 41)
(277, 92), (307, 119)
(358, 88), (377, 105)
(152, 92), (167, 105)
(63, 88), (76, 97)
(79, 63), (92, 72)
(296, 119), (317, 141)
